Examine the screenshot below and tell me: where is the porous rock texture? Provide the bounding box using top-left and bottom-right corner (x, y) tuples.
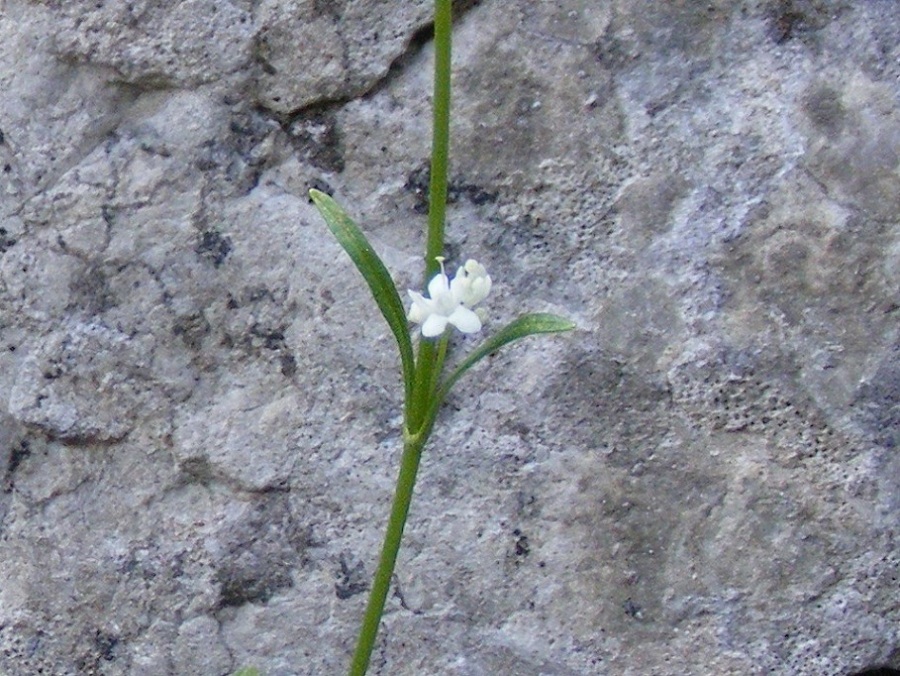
(0, 0), (897, 674)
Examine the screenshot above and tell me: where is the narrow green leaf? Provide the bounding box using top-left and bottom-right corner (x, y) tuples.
(232, 668), (260, 676)
(309, 189), (415, 403)
(423, 313), (574, 433)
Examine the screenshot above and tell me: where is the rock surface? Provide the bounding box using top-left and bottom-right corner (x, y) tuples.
(1, 0), (898, 674)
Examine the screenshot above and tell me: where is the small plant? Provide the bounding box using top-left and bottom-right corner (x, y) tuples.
(232, 668), (260, 676)
(310, 1), (573, 674)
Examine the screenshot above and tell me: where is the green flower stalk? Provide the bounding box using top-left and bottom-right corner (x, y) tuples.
(309, 1), (574, 673)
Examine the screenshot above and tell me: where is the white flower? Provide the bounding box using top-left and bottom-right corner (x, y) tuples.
(451, 259), (492, 308)
(407, 257), (491, 338)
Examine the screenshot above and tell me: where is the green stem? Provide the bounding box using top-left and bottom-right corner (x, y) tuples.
(429, 333), (450, 400)
(425, 0), (452, 280)
(348, 438), (425, 676)
(408, 339), (436, 432)
(410, 0), (452, 432)
(348, 2), (453, 674)
(407, 333), (449, 434)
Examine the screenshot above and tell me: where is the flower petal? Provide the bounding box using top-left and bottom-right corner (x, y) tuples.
(422, 314), (449, 337)
(427, 271), (451, 300)
(447, 306), (482, 334)
(407, 290), (431, 323)
(450, 271), (467, 300)
(451, 259), (491, 307)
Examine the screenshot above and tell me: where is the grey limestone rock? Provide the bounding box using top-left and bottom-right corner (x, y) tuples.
(0, 0), (897, 674)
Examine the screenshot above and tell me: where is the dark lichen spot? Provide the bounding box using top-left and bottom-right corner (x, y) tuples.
(766, 0), (838, 45)
(804, 85), (846, 134)
(449, 180), (498, 206)
(215, 498), (304, 609)
(196, 231), (232, 267)
(42, 363), (63, 380)
(404, 164), (431, 214)
(93, 630), (118, 662)
(286, 111), (344, 173)
(218, 565), (293, 607)
(173, 312), (211, 350)
(279, 353), (297, 377)
(770, 9), (804, 43)
(513, 528), (530, 557)
(313, 0), (342, 20)
(0, 228), (17, 254)
(7, 440), (30, 476)
(5, 439), (31, 490)
(307, 178), (334, 200)
(250, 323), (286, 350)
(592, 27), (632, 70)
(852, 354), (900, 450)
(69, 266), (115, 314)
(405, 163), (497, 213)
(101, 204), (116, 226)
(334, 554), (368, 600)
(623, 598), (643, 619)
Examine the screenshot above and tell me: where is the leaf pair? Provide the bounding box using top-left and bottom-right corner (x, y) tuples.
(309, 189), (574, 426)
